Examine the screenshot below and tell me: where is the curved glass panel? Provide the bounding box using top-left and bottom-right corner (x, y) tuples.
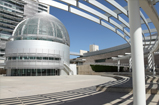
(56, 25), (63, 38)
(39, 18), (53, 36)
(23, 18), (38, 35)
(14, 21), (25, 36)
(12, 12), (70, 46)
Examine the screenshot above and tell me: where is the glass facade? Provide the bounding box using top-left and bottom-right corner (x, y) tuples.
(12, 12), (70, 46)
(0, 0), (24, 65)
(0, 0), (25, 64)
(11, 69), (60, 76)
(23, 0), (49, 19)
(0, 0), (24, 36)
(7, 56), (61, 61)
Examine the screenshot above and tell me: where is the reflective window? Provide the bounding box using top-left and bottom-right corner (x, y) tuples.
(49, 57), (54, 60)
(37, 69), (41, 76)
(55, 58), (60, 60)
(56, 25), (63, 38)
(23, 18), (38, 35)
(12, 57), (16, 60)
(39, 18), (53, 36)
(24, 56), (29, 60)
(37, 57), (42, 60)
(30, 57), (36, 59)
(8, 57), (11, 60)
(26, 69), (31, 76)
(42, 69), (46, 76)
(11, 69), (60, 76)
(43, 57), (48, 60)
(8, 56), (61, 61)
(32, 69), (36, 76)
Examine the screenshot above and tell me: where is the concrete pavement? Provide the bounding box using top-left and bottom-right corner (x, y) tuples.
(0, 75), (116, 99)
(0, 75), (158, 105)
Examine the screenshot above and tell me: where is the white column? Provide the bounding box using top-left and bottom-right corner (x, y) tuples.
(129, 57), (132, 72)
(128, 0), (146, 105)
(118, 60), (120, 72)
(148, 53), (152, 72)
(152, 53), (156, 75)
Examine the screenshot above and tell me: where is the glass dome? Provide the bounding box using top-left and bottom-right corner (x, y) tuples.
(12, 12), (70, 46)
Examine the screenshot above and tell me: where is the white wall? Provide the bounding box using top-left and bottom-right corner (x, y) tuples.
(70, 64), (77, 75)
(80, 50), (88, 55)
(89, 45), (99, 52)
(60, 69), (68, 75)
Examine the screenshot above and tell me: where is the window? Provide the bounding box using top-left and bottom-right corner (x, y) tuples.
(37, 57), (42, 60)
(20, 57), (23, 60)
(56, 26), (63, 38)
(16, 57), (19, 60)
(95, 59), (106, 63)
(7, 56), (61, 61)
(24, 56), (29, 60)
(30, 57), (36, 59)
(8, 57), (11, 60)
(0, 49), (5, 52)
(12, 57), (16, 60)
(49, 57), (54, 60)
(77, 62), (83, 65)
(43, 57), (48, 60)
(55, 58), (60, 60)
(107, 57), (112, 60)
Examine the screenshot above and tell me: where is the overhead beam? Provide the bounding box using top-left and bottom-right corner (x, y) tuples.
(139, 0), (159, 53)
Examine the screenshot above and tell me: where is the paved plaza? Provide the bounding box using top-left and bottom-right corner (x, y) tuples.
(0, 75), (116, 99)
(0, 75), (158, 105)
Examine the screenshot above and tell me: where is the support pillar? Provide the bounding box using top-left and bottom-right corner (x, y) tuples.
(152, 53), (156, 75)
(129, 57), (132, 72)
(147, 53), (156, 75)
(118, 60), (120, 72)
(128, 0), (146, 105)
(148, 53), (152, 72)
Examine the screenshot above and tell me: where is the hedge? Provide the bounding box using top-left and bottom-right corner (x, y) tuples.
(90, 65), (124, 72)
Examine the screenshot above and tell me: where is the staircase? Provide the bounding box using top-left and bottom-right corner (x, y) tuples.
(63, 63), (73, 75)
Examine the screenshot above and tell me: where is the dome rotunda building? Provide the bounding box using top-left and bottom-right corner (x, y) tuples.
(5, 12), (71, 76)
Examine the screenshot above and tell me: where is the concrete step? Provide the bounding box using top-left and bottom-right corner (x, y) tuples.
(145, 76), (159, 83)
(96, 85), (159, 94)
(96, 76), (159, 94)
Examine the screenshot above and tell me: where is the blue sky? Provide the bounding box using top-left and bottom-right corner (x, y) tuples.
(49, 0), (159, 59)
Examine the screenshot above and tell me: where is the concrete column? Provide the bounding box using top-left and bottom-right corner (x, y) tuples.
(118, 60), (120, 72)
(128, 0), (146, 105)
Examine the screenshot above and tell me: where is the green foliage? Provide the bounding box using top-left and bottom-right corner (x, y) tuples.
(90, 65), (124, 72)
